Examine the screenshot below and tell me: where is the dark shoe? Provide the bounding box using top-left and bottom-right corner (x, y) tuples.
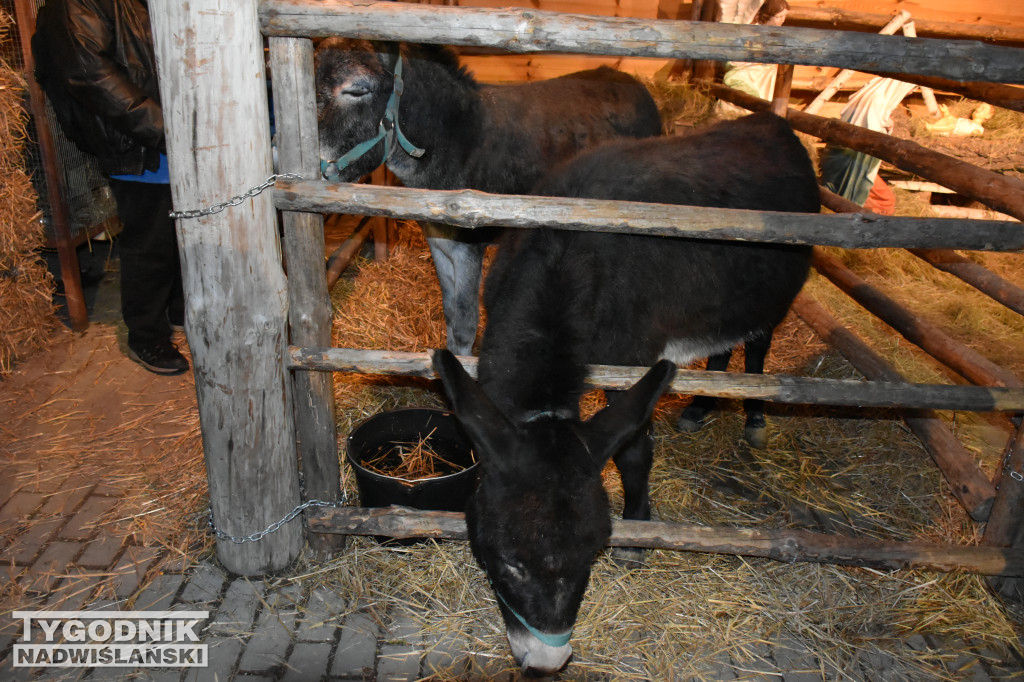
(127, 339), (189, 375)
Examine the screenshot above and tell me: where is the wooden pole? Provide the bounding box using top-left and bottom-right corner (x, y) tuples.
(983, 422), (1024, 602)
(791, 294), (995, 520)
(258, 0), (1024, 85)
(908, 250), (1024, 318)
(149, 0), (303, 574)
(269, 37), (344, 557)
(784, 7), (1024, 46)
(812, 249), (1024, 391)
(274, 179), (1024, 252)
(901, 22), (940, 117)
(866, 73), (1024, 114)
(13, 0), (89, 332)
(802, 11), (910, 116)
(307, 506), (1024, 577)
(286, 347), (1024, 414)
(770, 63), (794, 117)
(325, 216), (373, 289)
(709, 83), (1024, 222)
(819, 188), (1024, 324)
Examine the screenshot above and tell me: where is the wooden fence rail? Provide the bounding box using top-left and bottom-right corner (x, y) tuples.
(288, 347), (1024, 414)
(274, 180), (1024, 252)
(258, 0), (1024, 84)
(308, 506), (1024, 577)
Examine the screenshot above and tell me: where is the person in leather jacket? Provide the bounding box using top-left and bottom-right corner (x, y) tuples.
(33, 0), (188, 375)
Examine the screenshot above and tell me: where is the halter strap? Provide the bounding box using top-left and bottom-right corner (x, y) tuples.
(321, 54), (425, 180)
(493, 588), (573, 649)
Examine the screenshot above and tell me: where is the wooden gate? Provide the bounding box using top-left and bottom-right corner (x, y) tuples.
(149, 0), (1024, 582)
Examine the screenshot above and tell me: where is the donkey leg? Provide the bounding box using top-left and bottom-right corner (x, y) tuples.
(676, 350), (733, 433)
(741, 332), (773, 449)
(423, 222), (487, 356)
(606, 389), (656, 566)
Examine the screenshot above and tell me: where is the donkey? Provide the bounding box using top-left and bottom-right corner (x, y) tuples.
(432, 112), (820, 676)
(314, 38), (662, 355)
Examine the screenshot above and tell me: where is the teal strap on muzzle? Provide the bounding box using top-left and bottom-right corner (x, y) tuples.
(494, 589), (573, 649)
(321, 54), (425, 181)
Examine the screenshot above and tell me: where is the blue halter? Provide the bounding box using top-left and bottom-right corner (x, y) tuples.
(494, 588), (573, 649)
(320, 53), (425, 180)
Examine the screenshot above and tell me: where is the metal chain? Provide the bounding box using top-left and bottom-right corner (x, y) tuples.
(207, 495), (348, 544)
(168, 172), (306, 220)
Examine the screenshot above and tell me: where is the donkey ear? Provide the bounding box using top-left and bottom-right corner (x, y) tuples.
(431, 349), (518, 471)
(582, 360), (676, 468)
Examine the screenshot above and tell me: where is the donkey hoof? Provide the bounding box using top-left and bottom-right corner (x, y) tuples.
(742, 425), (767, 449)
(611, 546), (647, 569)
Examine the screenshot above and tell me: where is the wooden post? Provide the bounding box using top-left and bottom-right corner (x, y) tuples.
(149, 0), (303, 574)
(984, 421), (1024, 602)
(269, 37), (345, 557)
(13, 0), (88, 332)
(770, 64), (794, 117)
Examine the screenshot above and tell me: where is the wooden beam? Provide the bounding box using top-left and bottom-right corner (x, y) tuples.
(274, 179), (1024, 252)
(287, 347), (1024, 413)
(785, 7), (1024, 47)
(770, 63), (794, 117)
(307, 506), (1024, 577)
(13, 0), (89, 332)
(710, 84), (1024, 222)
(812, 249), (1024, 391)
(802, 10), (910, 117)
(983, 422), (1024, 602)
(258, 0), (1024, 84)
(150, 0), (303, 574)
(909, 250), (1024, 318)
(325, 216), (373, 289)
(819, 188), (1024, 322)
(269, 37), (344, 557)
(792, 294), (996, 520)
(868, 72), (1024, 114)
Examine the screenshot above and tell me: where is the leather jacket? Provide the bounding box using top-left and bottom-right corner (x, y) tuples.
(32, 0), (163, 176)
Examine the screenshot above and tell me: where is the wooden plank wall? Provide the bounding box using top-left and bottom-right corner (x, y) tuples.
(437, 0), (1023, 96)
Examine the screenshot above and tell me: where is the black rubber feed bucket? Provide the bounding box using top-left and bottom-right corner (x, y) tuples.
(346, 408), (478, 512)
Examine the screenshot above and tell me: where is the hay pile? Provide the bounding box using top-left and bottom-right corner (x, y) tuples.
(0, 10), (59, 374)
(321, 213), (1022, 679)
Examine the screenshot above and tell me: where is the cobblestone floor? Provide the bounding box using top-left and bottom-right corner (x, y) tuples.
(1, 295), (1022, 680)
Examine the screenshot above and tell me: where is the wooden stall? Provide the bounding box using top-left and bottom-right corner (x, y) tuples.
(149, 0), (1024, 583)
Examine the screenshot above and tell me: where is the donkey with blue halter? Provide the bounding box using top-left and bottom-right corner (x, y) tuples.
(433, 113), (820, 676)
(315, 38), (662, 355)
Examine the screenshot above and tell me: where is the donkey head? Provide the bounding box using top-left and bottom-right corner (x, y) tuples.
(432, 350), (675, 676)
(314, 38), (398, 182)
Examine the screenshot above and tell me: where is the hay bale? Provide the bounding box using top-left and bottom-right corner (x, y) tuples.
(0, 10), (59, 374)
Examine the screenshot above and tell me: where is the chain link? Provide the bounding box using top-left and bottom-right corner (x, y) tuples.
(169, 173), (306, 220)
(207, 495), (348, 544)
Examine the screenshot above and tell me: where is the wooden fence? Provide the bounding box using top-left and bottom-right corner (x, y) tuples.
(149, 0), (1024, 580)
